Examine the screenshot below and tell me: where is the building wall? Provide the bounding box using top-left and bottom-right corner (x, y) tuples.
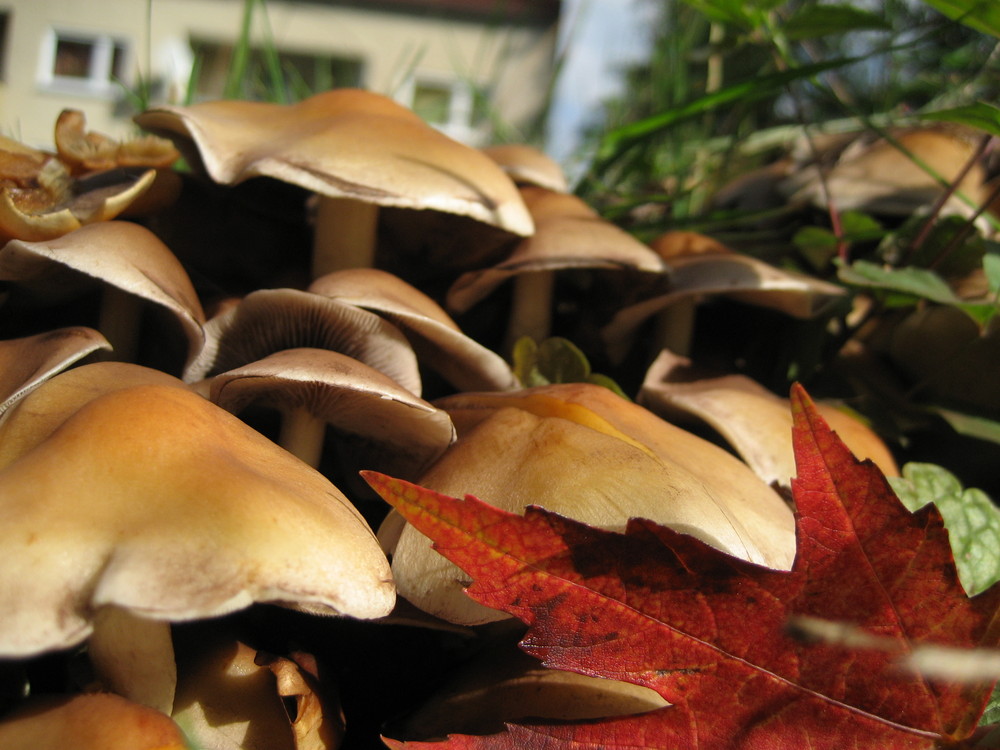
(0, 0), (558, 149)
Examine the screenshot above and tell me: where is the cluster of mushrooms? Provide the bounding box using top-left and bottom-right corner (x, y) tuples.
(0, 88), (902, 748)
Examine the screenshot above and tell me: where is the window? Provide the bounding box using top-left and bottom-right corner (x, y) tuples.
(400, 76), (477, 143)
(189, 39), (364, 102)
(39, 29), (129, 96)
(0, 12), (10, 82)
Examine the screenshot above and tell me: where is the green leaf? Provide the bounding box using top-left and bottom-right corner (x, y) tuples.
(836, 259), (999, 326)
(921, 102), (1000, 138)
(889, 462), (1000, 596)
(511, 337), (628, 397)
(982, 683), (1000, 726)
(919, 0), (1000, 39)
(784, 5), (892, 40)
(590, 58), (860, 176)
(985, 253), (1000, 297)
(934, 407), (1000, 446)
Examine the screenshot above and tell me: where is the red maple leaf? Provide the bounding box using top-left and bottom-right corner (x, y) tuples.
(363, 385), (1000, 749)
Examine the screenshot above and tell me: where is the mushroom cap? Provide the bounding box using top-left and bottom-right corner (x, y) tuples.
(0, 692), (188, 750)
(183, 287), (422, 394)
(0, 361), (188, 468)
(638, 349), (899, 487)
(784, 127), (986, 216)
(0, 383), (394, 657)
(0, 221), (206, 364)
(0, 159), (156, 244)
(309, 268), (518, 392)
(481, 144), (569, 193)
(135, 88), (534, 237)
(209, 347), (456, 478)
(382, 382), (795, 624)
(0, 327), (111, 415)
(446, 186), (666, 314)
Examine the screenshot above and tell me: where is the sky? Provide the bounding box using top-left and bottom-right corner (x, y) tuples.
(545, 0), (658, 181)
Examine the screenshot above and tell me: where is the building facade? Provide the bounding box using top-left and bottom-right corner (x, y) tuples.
(0, 0), (560, 149)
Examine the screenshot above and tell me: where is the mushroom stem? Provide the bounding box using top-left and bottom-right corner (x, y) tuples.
(312, 197), (379, 277)
(503, 271), (554, 355)
(652, 298), (697, 358)
(88, 605), (177, 715)
(98, 286), (143, 363)
(279, 405), (327, 468)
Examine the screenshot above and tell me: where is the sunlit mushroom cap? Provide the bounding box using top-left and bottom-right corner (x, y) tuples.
(0, 139), (156, 244)
(183, 287), (422, 394)
(209, 347), (456, 478)
(482, 144), (569, 193)
(309, 268), (518, 392)
(0, 692), (188, 750)
(447, 186), (666, 313)
(135, 88), (534, 237)
(0, 221), (206, 365)
(639, 349), (899, 487)
(0, 327), (111, 415)
(0, 383), (394, 658)
(381, 382), (795, 624)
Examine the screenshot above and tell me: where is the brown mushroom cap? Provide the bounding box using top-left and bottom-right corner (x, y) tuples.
(0, 221), (206, 367)
(382, 382), (795, 624)
(638, 349), (899, 487)
(482, 144), (569, 193)
(0, 692), (188, 750)
(0, 383), (394, 660)
(209, 347), (455, 476)
(0, 327), (111, 415)
(135, 89), (534, 237)
(448, 187), (666, 314)
(183, 287), (422, 394)
(309, 268), (518, 392)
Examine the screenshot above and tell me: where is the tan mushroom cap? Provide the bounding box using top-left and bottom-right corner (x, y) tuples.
(601, 232), (845, 362)
(0, 383), (394, 659)
(0, 361), (187, 468)
(448, 187), (666, 313)
(135, 88), (534, 237)
(0, 327), (111, 415)
(638, 349), (899, 487)
(309, 268), (518, 392)
(0, 221), (206, 366)
(0, 692), (188, 750)
(209, 347), (456, 476)
(382, 382), (795, 624)
(784, 127), (986, 216)
(183, 287), (422, 394)
(482, 144), (569, 193)
(173, 639), (344, 750)
(0, 159), (156, 243)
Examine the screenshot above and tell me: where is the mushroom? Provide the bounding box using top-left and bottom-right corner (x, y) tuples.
(0, 693), (188, 750)
(638, 348), (899, 487)
(0, 327), (110, 415)
(446, 186), (667, 354)
(207, 347), (455, 474)
(172, 638), (344, 750)
(0, 137), (157, 244)
(481, 144), (570, 193)
(135, 88), (534, 277)
(0, 221), (206, 370)
(0, 381), (394, 713)
(782, 126), (987, 219)
(601, 230), (845, 362)
(308, 268), (518, 393)
(182, 287), (421, 394)
(379, 382), (795, 625)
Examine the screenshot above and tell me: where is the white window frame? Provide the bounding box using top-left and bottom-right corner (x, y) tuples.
(37, 27), (130, 98)
(396, 74), (475, 144)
